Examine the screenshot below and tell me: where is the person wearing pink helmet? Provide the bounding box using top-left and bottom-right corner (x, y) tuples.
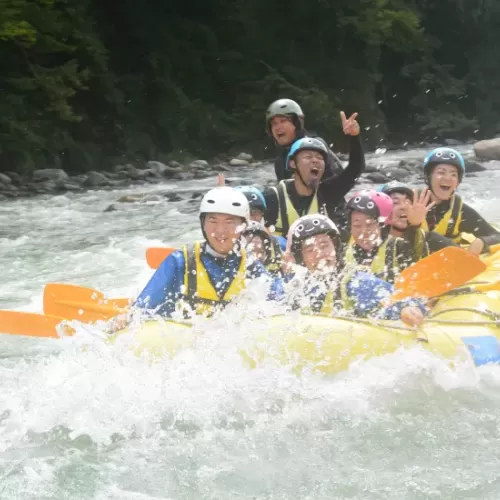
(343, 190), (415, 284)
(284, 214), (426, 327)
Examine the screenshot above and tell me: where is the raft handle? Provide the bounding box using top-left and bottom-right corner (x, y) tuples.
(428, 306), (500, 326)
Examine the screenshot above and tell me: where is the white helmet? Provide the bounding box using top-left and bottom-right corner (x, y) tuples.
(199, 187), (250, 221)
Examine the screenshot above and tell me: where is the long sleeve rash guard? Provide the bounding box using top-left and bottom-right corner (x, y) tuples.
(135, 246), (284, 317)
(264, 135), (365, 234)
(286, 269), (427, 320)
(426, 198), (500, 250)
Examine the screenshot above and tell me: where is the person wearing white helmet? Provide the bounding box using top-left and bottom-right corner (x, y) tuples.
(284, 214), (427, 327)
(263, 111), (365, 240)
(134, 186), (284, 318)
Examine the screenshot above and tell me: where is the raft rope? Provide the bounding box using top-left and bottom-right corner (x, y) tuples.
(428, 307), (500, 327)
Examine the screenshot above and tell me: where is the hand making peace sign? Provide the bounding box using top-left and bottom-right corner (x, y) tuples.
(340, 111), (360, 136)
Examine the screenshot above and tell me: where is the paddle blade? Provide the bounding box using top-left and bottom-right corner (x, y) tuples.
(391, 247), (487, 301)
(0, 311), (74, 338)
(44, 283), (130, 323)
(472, 281), (500, 293)
(480, 241), (500, 266)
(146, 247), (175, 269)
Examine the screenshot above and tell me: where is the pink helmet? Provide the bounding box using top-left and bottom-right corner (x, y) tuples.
(346, 190), (393, 223)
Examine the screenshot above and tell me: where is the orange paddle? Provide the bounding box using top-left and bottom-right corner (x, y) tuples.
(44, 283), (130, 323)
(391, 247), (487, 301)
(145, 247), (176, 269)
(0, 311), (75, 338)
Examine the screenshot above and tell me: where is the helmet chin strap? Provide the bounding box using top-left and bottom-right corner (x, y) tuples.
(294, 166), (318, 194)
(426, 169), (459, 200)
(204, 240), (242, 258)
(200, 214), (243, 258)
(313, 264), (337, 277)
(391, 226), (405, 236)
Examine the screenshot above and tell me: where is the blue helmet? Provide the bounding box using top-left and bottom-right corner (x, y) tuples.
(235, 186), (267, 212)
(286, 137), (328, 171)
(379, 181), (414, 201)
(423, 147), (465, 183)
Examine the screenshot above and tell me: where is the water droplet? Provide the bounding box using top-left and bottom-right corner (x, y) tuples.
(378, 100), (383, 104)
(425, 89), (431, 94)
(375, 148), (387, 155)
(364, 126), (371, 131)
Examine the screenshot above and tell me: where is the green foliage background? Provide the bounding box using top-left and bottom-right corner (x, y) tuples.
(1, 0), (497, 172)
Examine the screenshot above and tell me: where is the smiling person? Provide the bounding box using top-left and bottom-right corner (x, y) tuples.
(284, 214), (426, 327)
(421, 147), (500, 255)
(133, 187), (284, 318)
(242, 220), (285, 277)
(343, 190), (415, 283)
(266, 99), (344, 182)
(235, 185), (287, 252)
(266, 98), (363, 185)
(263, 112), (365, 239)
(380, 181), (457, 256)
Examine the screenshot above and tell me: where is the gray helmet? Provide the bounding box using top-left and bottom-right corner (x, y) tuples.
(380, 181), (414, 201)
(266, 99), (304, 132)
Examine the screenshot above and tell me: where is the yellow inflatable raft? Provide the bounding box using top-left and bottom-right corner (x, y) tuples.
(108, 251), (500, 375)
(109, 297), (500, 375)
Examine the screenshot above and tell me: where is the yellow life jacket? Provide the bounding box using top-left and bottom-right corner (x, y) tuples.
(301, 271), (356, 316)
(264, 236), (284, 276)
(244, 231), (284, 276)
(178, 241), (247, 317)
(421, 193), (475, 244)
(271, 180), (319, 237)
(344, 236), (402, 283)
(413, 227), (430, 260)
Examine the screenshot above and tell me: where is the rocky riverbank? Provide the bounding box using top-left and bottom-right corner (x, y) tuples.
(2, 138), (500, 202)
(0, 153), (265, 201)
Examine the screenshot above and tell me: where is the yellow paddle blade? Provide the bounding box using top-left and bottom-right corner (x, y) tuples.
(44, 283), (130, 323)
(146, 247), (175, 269)
(0, 311), (75, 338)
(482, 246), (500, 267)
(489, 243), (500, 255)
(471, 281), (500, 293)
(391, 247), (487, 301)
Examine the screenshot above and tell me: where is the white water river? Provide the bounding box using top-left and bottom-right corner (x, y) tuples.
(2, 145), (500, 499)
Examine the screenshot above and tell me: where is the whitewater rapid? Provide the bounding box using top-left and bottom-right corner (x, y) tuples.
(2, 146), (500, 499)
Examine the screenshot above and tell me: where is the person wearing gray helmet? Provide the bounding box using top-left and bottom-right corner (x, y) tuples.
(265, 98), (362, 184)
(263, 111), (365, 240)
